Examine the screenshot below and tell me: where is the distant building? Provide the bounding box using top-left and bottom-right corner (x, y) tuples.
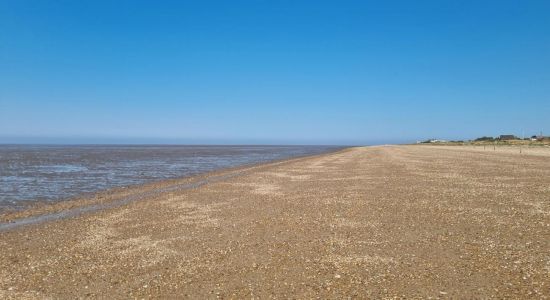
(418, 139), (447, 144)
(499, 135), (517, 140)
(528, 134), (547, 141)
(427, 139), (447, 143)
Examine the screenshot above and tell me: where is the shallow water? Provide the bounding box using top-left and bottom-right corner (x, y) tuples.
(0, 145), (342, 210)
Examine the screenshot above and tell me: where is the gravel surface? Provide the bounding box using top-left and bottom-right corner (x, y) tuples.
(1, 145), (549, 298)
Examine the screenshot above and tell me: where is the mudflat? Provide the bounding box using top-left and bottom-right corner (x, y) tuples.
(1, 145), (549, 298)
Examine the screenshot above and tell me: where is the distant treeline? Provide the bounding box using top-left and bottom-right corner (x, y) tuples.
(475, 135), (547, 142)
(419, 134), (549, 145)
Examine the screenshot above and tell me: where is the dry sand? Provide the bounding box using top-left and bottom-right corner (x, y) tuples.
(0, 145), (549, 298)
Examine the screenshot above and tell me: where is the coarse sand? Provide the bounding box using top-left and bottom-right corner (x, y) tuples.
(1, 145), (549, 298)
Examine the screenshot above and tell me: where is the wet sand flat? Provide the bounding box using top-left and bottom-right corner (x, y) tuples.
(1, 145), (549, 298)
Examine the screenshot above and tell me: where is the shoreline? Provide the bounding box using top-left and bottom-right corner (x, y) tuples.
(1, 145), (548, 298)
(0, 147), (353, 230)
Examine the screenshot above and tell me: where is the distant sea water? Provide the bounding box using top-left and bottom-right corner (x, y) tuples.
(0, 145), (343, 210)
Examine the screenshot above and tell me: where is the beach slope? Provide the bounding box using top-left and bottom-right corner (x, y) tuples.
(1, 145), (549, 298)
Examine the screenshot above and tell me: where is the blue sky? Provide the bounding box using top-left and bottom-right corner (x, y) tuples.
(1, 1), (549, 145)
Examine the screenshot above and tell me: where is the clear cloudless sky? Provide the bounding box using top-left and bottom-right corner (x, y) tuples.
(1, 0), (549, 145)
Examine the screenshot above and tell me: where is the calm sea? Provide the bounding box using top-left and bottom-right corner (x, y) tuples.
(0, 145), (342, 210)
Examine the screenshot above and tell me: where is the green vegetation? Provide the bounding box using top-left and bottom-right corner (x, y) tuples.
(474, 136), (495, 142)
(416, 134), (550, 147)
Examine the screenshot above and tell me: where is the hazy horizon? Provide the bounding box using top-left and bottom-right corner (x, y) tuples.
(1, 132), (542, 146)
(0, 135), (387, 146)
